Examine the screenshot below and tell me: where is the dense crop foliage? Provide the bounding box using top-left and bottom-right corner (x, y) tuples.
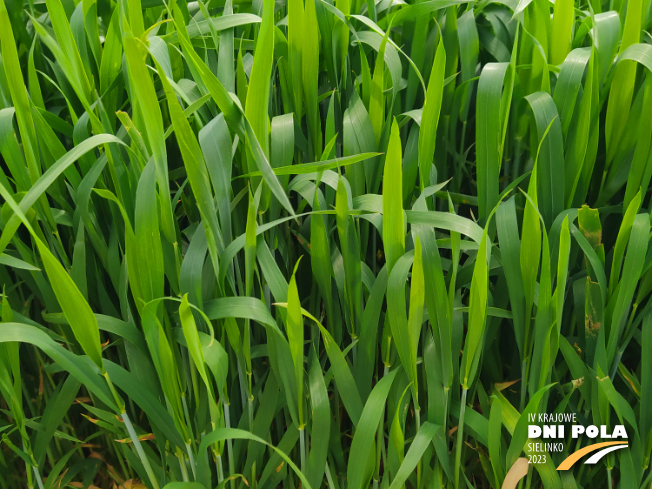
(1, 0), (652, 485)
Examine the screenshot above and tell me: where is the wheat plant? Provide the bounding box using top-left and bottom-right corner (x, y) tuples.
(0, 0), (651, 486)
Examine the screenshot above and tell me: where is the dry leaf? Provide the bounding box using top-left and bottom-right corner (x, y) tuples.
(502, 457), (529, 489)
(495, 379), (520, 392)
(115, 433), (156, 443)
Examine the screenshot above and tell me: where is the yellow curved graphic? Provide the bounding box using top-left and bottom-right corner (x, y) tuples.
(556, 442), (628, 470)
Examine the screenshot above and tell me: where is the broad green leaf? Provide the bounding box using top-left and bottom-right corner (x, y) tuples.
(383, 119), (405, 274)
